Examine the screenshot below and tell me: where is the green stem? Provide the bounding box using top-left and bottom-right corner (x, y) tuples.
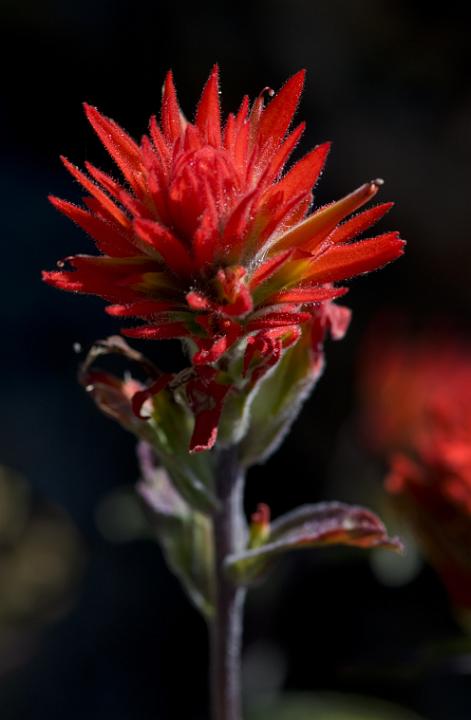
(210, 445), (247, 720)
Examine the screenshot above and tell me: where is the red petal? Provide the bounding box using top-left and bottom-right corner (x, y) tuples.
(133, 218), (194, 277)
(257, 70), (306, 148)
(329, 203), (394, 245)
(83, 104), (142, 187)
(305, 232), (406, 284)
(161, 71), (183, 143)
(49, 196), (135, 257)
(196, 65), (222, 147)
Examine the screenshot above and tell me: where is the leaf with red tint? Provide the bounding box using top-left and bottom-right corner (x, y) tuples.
(78, 336), (160, 439)
(81, 369), (151, 437)
(79, 334), (161, 380)
(226, 501), (403, 585)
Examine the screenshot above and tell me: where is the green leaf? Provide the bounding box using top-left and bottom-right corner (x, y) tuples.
(137, 443), (215, 618)
(226, 502), (403, 585)
(240, 333), (323, 468)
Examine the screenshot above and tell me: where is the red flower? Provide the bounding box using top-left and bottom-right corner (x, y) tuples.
(44, 67), (404, 451)
(359, 328), (471, 609)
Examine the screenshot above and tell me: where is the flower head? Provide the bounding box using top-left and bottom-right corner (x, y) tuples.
(359, 328), (471, 609)
(44, 67), (404, 451)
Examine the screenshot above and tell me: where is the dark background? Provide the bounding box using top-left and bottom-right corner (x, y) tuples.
(1, 1), (471, 718)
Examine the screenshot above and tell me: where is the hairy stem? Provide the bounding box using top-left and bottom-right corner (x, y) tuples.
(210, 445), (247, 720)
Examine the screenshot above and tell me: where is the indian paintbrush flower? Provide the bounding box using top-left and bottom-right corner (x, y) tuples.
(43, 67), (404, 453)
(43, 68), (406, 720)
(359, 328), (471, 611)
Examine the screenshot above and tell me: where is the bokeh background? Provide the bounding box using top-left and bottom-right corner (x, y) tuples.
(1, 1), (471, 718)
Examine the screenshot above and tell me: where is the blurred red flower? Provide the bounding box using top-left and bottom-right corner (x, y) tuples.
(44, 67), (404, 451)
(359, 327), (471, 609)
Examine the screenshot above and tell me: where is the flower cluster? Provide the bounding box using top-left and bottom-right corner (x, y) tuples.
(44, 67), (404, 451)
(359, 329), (471, 609)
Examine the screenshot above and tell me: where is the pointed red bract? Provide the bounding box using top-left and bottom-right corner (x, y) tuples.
(48, 196), (135, 257)
(83, 104), (142, 187)
(196, 64), (222, 147)
(304, 232), (405, 284)
(329, 203), (394, 245)
(258, 70), (305, 149)
(161, 71), (183, 143)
